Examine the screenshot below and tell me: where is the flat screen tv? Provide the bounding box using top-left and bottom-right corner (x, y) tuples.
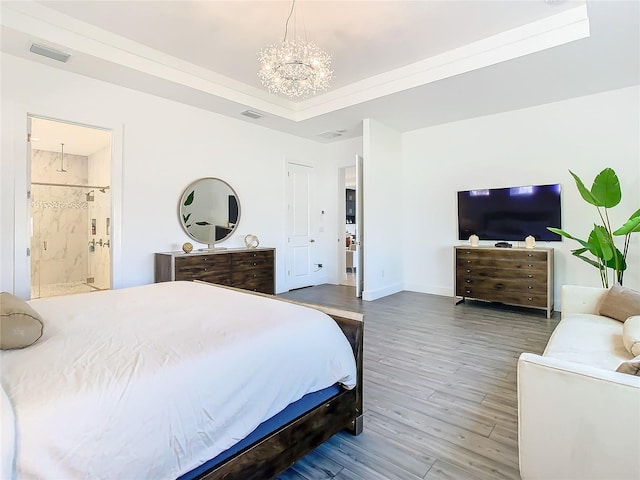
(457, 183), (562, 241)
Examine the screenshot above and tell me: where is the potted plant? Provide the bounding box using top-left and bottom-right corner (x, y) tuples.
(548, 168), (640, 287)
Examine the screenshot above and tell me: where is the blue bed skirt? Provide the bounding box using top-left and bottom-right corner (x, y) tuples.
(178, 384), (341, 480)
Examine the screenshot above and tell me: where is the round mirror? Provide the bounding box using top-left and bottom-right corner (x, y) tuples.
(179, 178), (240, 247)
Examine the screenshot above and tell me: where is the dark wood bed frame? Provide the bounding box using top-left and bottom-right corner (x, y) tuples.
(192, 283), (364, 480)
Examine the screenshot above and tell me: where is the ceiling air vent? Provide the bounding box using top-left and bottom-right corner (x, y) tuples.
(241, 110), (263, 119)
(317, 130), (345, 139)
(30, 44), (70, 63)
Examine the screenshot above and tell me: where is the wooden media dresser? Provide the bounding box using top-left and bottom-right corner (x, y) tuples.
(454, 246), (554, 318)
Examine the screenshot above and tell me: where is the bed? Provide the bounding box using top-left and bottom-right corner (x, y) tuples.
(1, 281), (364, 479)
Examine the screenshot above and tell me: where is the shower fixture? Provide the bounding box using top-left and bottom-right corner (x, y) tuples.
(57, 143), (67, 173)
(86, 190), (95, 202)
(98, 188), (107, 193)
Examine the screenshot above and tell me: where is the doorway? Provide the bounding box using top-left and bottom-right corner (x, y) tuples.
(343, 166), (357, 287)
(29, 116), (112, 299)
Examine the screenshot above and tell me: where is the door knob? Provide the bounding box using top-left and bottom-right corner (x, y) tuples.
(310, 239), (315, 243)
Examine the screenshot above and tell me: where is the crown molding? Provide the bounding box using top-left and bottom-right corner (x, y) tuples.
(2, 1), (589, 123)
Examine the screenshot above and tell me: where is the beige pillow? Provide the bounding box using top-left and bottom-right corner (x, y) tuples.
(1, 292), (44, 349)
(623, 316), (640, 356)
(616, 355), (640, 376)
(598, 284), (640, 322)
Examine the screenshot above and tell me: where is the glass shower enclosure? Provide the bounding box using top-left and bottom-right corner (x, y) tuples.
(30, 144), (111, 299)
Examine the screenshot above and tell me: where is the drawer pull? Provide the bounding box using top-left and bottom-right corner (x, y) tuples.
(467, 260), (471, 263)
(528, 286), (533, 289)
(528, 264), (533, 267)
(466, 269), (471, 273)
(253, 262), (257, 266)
(528, 297), (533, 301)
(466, 279), (471, 283)
(528, 253), (533, 257)
(528, 274), (533, 278)
(466, 290), (471, 294)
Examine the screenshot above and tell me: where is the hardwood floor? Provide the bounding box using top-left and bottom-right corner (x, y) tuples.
(276, 285), (560, 480)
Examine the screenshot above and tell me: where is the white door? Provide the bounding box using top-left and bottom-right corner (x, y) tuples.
(355, 155), (364, 298)
(286, 163), (314, 290)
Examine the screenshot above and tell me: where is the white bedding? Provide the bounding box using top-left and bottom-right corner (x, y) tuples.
(0, 281), (357, 479)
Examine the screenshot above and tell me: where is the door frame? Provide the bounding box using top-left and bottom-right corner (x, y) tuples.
(13, 110), (122, 298)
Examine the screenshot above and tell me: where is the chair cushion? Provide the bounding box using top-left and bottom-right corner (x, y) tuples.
(0, 292), (44, 349)
(623, 315), (640, 356)
(543, 313), (630, 370)
(599, 284), (640, 322)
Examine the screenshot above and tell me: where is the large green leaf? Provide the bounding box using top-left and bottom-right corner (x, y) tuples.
(183, 190), (195, 206)
(592, 225), (613, 261)
(604, 248), (626, 271)
(547, 227), (593, 251)
(569, 170), (599, 206)
(613, 209), (640, 235)
(590, 168), (621, 208)
(571, 250), (602, 269)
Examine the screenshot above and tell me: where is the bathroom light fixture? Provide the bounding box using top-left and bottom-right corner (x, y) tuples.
(257, 0), (332, 99)
(57, 143), (67, 173)
(30, 43), (70, 63)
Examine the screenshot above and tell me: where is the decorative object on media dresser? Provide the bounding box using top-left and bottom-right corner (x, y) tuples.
(468, 234), (479, 247)
(179, 177), (240, 250)
(181, 242), (193, 254)
(454, 246), (554, 318)
(525, 235), (536, 249)
(548, 167), (640, 287)
(155, 248), (275, 294)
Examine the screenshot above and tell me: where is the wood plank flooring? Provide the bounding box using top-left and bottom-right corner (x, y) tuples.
(275, 285), (560, 480)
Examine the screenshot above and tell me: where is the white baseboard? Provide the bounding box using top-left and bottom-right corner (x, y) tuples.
(362, 282), (403, 301)
(403, 283), (452, 297)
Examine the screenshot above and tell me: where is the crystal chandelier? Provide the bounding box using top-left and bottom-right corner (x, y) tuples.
(258, 0), (333, 99)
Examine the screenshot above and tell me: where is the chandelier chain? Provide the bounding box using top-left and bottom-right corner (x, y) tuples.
(283, 0), (296, 42)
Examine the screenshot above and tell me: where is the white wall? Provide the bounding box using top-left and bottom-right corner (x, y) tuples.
(402, 86), (640, 308)
(1, 53), (335, 297)
(363, 119), (404, 300)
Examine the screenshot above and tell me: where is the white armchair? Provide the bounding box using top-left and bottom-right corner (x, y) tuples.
(517, 285), (640, 480)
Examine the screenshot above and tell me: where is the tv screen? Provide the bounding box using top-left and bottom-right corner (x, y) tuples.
(457, 183), (562, 241)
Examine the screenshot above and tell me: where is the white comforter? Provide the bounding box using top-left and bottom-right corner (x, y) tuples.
(0, 281), (357, 479)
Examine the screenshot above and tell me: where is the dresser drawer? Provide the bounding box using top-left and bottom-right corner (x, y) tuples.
(457, 286), (547, 308)
(456, 249), (548, 262)
(175, 254), (231, 269)
(231, 251), (274, 271)
(456, 278), (547, 296)
(175, 255), (231, 281)
(456, 256), (547, 273)
(457, 265), (548, 283)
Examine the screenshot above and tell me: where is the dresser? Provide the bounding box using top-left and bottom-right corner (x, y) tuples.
(155, 248), (275, 295)
(454, 246), (554, 318)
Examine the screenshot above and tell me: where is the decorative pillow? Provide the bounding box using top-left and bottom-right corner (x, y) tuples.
(0, 292), (44, 349)
(616, 355), (640, 376)
(598, 284), (640, 322)
(623, 316), (640, 356)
